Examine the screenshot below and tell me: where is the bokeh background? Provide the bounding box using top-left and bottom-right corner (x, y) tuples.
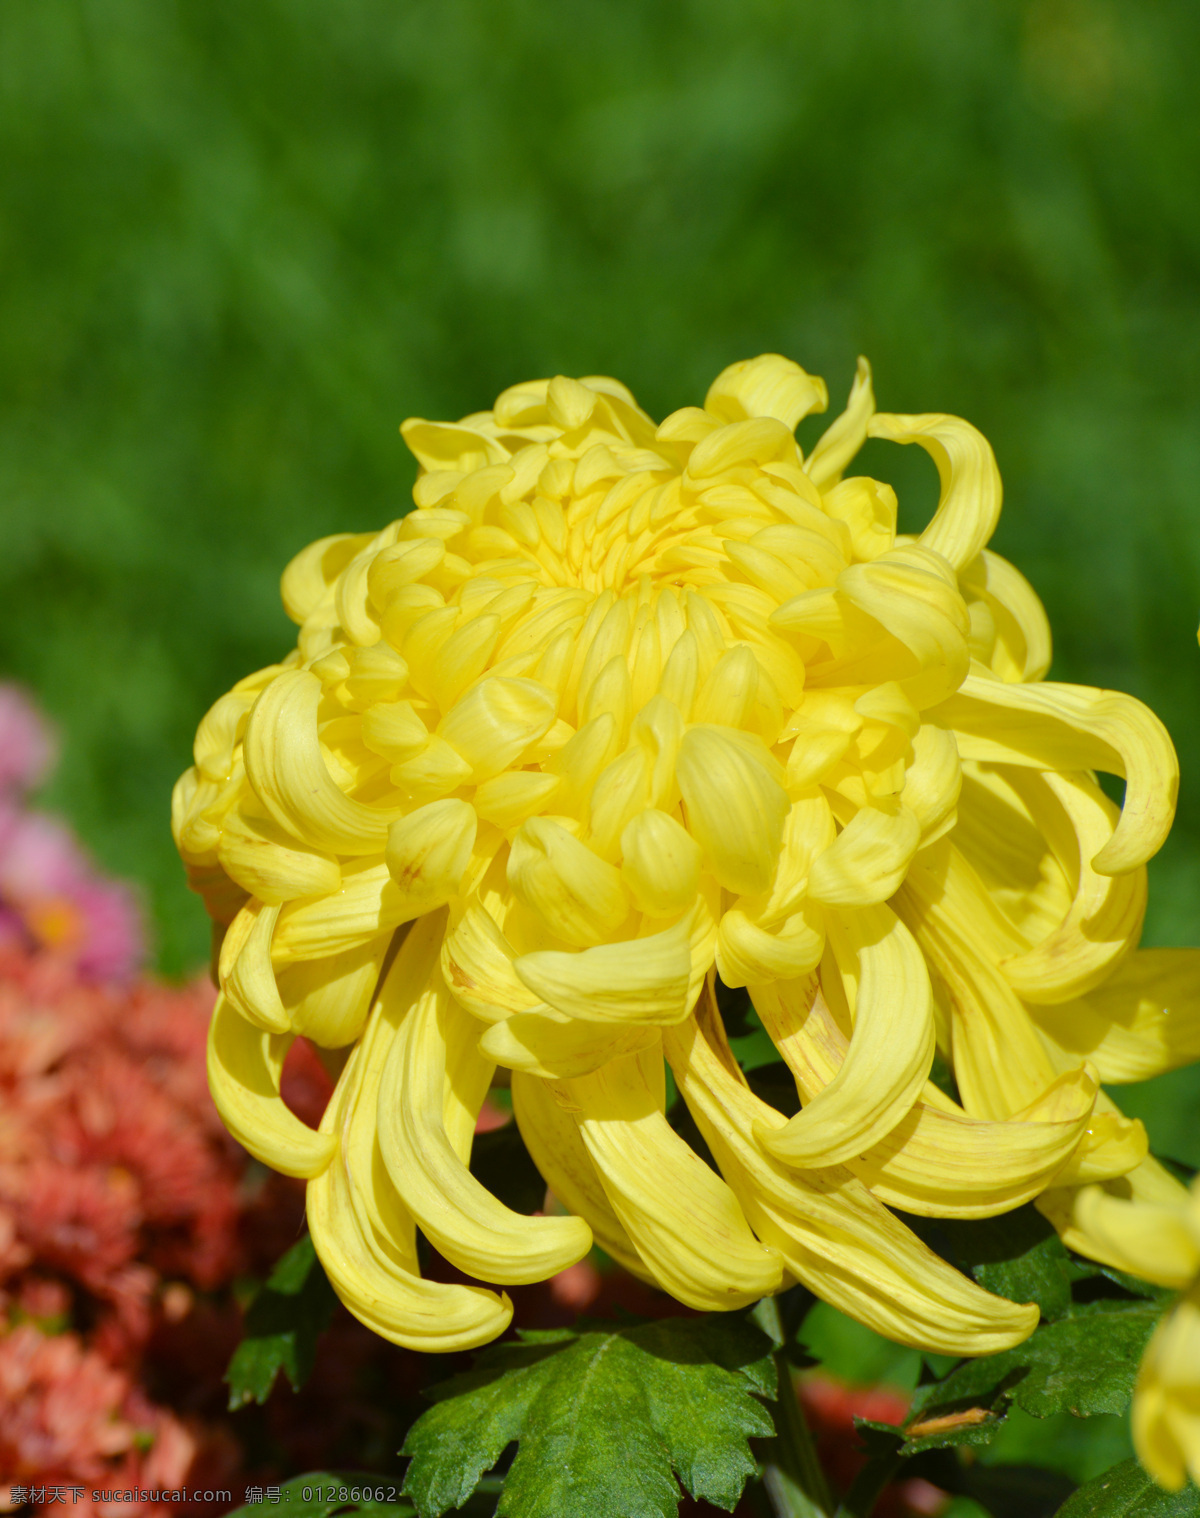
(1, 6), (1197, 1151)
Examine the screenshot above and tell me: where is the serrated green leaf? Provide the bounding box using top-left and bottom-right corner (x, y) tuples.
(223, 1472), (416, 1517)
(225, 1235), (339, 1408)
(951, 1209), (1075, 1322)
(401, 1314), (777, 1518)
(1053, 1459), (1200, 1516)
(910, 1298), (1162, 1437)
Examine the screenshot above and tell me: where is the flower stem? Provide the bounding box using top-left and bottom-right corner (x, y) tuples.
(753, 1298), (835, 1518)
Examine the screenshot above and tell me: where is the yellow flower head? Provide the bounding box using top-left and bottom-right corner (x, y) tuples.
(173, 354), (1194, 1356)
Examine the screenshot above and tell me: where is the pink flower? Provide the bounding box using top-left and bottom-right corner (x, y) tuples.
(0, 685), (145, 983)
(0, 807), (144, 983)
(0, 687), (56, 798)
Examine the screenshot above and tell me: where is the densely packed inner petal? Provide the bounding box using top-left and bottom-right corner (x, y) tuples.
(173, 352), (1191, 1356)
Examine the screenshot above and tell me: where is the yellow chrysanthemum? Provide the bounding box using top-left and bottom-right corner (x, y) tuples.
(172, 353), (1196, 1358)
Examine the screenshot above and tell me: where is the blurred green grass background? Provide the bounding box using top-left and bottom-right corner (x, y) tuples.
(1, 0), (1198, 1159)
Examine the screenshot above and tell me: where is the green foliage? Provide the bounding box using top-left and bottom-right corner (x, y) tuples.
(932, 1206), (1079, 1321)
(853, 1212), (1168, 1464)
(400, 1315), (776, 1518)
(910, 1297), (1161, 1433)
(799, 1300), (922, 1392)
(1053, 1460), (1200, 1517)
(981, 1407), (1135, 1486)
(225, 1235), (339, 1408)
(224, 1474), (416, 1518)
(844, 1211), (1179, 1516)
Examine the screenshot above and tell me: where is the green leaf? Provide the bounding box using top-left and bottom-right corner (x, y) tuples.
(908, 1298), (1163, 1439)
(952, 1210), (1076, 1322)
(225, 1235), (339, 1408)
(909, 1206), (1076, 1322)
(1053, 1459), (1200, 1516)
(223, 1472), (416, 1517)
(856, 1411), (1005, 1460)
(401, 1313), (777, 1518)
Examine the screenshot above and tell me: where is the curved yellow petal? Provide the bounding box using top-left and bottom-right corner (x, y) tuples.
(282, 533), (374, 626)
(959, 549), (1051, 684)
(438, 676), (558, 780)
(858, 1070), (1099, 1218)
(746, 792), (838, 925)
(335, 530), (397, 647)
(400, 417), (511, 474)
(676, 725), (789, 895)
(206, 993), (336, 1178)
(474, 769), (562, 829)
(384, 797), (477, 906)
(277, 934), (391, 1048)
(244, 669), (404, 854)
(375, 958), (592, 1283)
(902, 843), (1144, 1184)
(1044, 1185), (1199, 1291)
(821, 476), (896, 564)
(1031, 948), (1200, 1083)
(220, 900), (291, 1034)
(511, 1071), (652, 1281)
(272, 863), (406, 962)
(755, 905), (934, 1168)
(513, 907), (698, 1025)
(561, 1044), (783, 1310)
(664, 1001), (1038, 1355)
(999, 770), (1146, 1004)
(1133, 1281), (1200, 1492)
(685, 417), (798, 483)
(836, 547), (970, 697)
(902, 725), (962, 846)
(952, 762), (1075, 948)
(272, 803), (474, 967)
(704, 354), (829, 431)
(867, 412), (1001, 571)
(620, 808), (702, 916)
(933, 672), (1179, 874)
(805, 357), (874, 489)
(716, 902), (825, 989)
(507, 815), (630, 947)
(441, 899), (543, 1023)
(308, 1133), (514, 1352)
(217, 808), (342, 904)
(757, 977), (1100, 1217)
(894, 842), (1070, 1117)
(360, 699), (430, 763)
(806, 800), (921, 907)
(308, 985), (512, 1351)
(1048, 1098), (1149, 1185)
(479, 1008), (659, 1080)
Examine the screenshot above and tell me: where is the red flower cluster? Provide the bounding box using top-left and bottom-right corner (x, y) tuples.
(0, 946), (259, 1513)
